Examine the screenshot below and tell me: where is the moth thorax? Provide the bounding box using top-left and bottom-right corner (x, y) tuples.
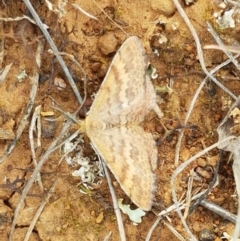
(86, 118), (106, 131)
(78, 120), (86, 133)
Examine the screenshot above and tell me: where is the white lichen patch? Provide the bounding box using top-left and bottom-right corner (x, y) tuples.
(72, 154), (102, 183)
(62, 139), (103, 187)
(118, 199), (146, 225)
(16, 69), (27, 82)
(215, 8), (235, 28)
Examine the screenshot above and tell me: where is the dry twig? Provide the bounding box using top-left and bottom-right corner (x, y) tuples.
(23, 0), (84, 105)
(92, 146), (126, 241)
(9, 119), (72, 241)
(0, 39), (44, 163)
(92, 0), (128, 36)
(23, 179), (58, 241)
(171, 137), (236, 241)
(29, 105), (43, 190)
(72, 3), (99, 20)
(206, 22), (240, 71)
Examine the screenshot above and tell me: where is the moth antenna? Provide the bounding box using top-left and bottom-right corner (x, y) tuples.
(50, 105), (79, 124)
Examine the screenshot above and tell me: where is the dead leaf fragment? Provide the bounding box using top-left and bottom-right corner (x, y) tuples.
(95, 211), (104, 224)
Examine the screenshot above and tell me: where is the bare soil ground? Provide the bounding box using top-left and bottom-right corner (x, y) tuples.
(0, 0), (239, 240)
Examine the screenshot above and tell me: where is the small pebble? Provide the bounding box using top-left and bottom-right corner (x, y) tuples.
(54, 77), (67, 90)
(98, 32), (118, 55)
(195, 166), (212, 179)
(199, 229), (214, 241)
(41, 118), (56, 138)
(91, 62), (101, 72)
(150, 0), (176, 16)
(197, 158), (207, 167)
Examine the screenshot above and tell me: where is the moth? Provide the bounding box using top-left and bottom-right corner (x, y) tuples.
(79, 36), (163, 211)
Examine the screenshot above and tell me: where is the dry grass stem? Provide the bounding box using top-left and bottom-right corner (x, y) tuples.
(0, 63), (12, 84)
(204, 44), (240, 54)
(92, 0), (128, 36)
(172, 0), (236, 100)
(174, 55), (239, 165)
(171, 137), (236, 241)
(0, 15), (49, 29)
(146, 191), (206, 240)
(183, 169), (194, 219)
(163, 221), (186, 241)
(72, 3), (99, 20)
(23, 0), (84, 105)
(0, 39), (44, 164)
(29, 105), (43, 190)
(206, 22), (240, 71)
(48, 50), (88, 113)
(23, 180), (58, 241)
(9, 119), (73, 241)
(226, 0), (240, 7)
(92, 146), (127, 241)
(103, 231), (112, 241)
(232, 157), (240, 240)
(201, 200), (237, 223)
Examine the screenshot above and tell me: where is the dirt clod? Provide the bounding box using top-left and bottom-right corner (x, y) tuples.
(98, 32), (118, 55)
